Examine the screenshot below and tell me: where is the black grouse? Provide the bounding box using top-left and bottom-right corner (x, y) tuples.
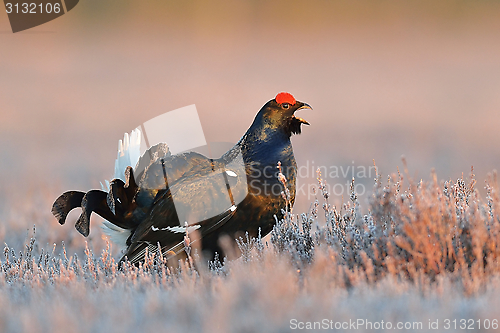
(52, 92), (311, 265)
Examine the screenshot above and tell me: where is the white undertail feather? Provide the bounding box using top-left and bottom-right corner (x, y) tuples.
(114, 129), (141, 182)
(100, 128), (142, 249)
(101, 220), (132, 247)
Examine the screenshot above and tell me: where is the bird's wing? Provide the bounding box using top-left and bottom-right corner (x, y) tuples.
(123, 164), (245, 265)
(123, 205), (237, 265)
(132, 150), (215, 210)
(104, 149), (215, 230)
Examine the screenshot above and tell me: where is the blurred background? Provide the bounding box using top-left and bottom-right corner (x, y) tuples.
(1, 0), (499, 253)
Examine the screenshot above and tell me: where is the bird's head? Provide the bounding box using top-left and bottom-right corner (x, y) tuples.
(256, 92), (312, 137)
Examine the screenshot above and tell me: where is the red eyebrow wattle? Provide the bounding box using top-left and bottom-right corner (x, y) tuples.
(275, 92), (296, 105)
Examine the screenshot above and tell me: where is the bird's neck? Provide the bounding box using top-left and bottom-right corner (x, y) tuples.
(219, 125), (297, 204)
(240, 127), (298, 204)
(240, 125), (292, 162)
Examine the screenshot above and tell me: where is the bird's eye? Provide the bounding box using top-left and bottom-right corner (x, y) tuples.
(282, 103), (289, 109)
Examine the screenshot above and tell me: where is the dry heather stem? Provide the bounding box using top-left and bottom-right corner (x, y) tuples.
(1, 165), (500, 331)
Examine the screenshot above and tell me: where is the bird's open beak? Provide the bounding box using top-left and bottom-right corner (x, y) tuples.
(294, 102), (312, 125)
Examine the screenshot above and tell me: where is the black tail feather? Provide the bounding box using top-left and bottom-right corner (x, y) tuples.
(52, 167), (140, 237)
(52, 189), (133, 237)
(75, 190), (108, 237)
(51, 191), (85, 225)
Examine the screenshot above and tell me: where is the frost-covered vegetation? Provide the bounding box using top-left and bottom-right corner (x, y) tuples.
(1, 164), (500, 332)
